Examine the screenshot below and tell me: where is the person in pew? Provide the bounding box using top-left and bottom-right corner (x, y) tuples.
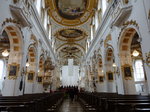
(0, 89), (1, 96)
(69, 88), (75, 102)
(1, 77), (6, 95)
(74, 87), (79, 101)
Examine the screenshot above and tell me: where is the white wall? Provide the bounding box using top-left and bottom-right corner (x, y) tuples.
(62, 66), (79, 87)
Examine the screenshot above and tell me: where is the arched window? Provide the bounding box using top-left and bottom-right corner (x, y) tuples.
(133, 59), (145, 81)
(35, 0), (42, 15)
(44, 11), (47, 29)
(48, 24), (52, 40)
(102, 0), (107, 15)
(0, 60), (4, 80)
(95, 11), (99, 30)
(91, 25), (94, 40)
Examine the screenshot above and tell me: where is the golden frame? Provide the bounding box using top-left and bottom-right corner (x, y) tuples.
(122, 64), (133, 80)
(107, 72), (114, 81)
(123, 0), (129, 4)
(27, 71), (34, 82)
(145, 52), (150, 67)
(99, 76), (104, 83)
(8, 63), (19, 80)
(37, 76), (43, 84)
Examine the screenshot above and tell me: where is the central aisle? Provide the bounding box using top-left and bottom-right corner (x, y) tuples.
(59, 99), (84, 112)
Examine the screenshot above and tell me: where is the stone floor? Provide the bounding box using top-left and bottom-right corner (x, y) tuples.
(59, 99), (84, 112)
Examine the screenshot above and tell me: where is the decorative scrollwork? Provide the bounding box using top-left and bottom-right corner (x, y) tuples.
(44, 57), (55, 71)
(145, 52), (150, 67)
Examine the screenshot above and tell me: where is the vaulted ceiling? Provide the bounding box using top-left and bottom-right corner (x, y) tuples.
(45, 0), (97, 65)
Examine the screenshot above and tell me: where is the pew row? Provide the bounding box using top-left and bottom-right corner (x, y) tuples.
(78, 92), (150, 112)
(0, 92), (64, 112)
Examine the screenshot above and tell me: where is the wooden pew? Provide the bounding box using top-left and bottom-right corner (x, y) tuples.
(0, 92), (64, 112)
(78, 92), (150, 112)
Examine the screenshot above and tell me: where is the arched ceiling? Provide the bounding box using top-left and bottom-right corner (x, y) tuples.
(45, 0), (97, 65)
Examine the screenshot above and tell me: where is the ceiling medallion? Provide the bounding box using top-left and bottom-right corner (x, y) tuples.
(61, 47), (80, 53)
(56, 43), (85, 54)
(55, 28), (87, 41)
(46, 0), (96, 26)
(55, 0), (87, 20)
(60, 29), (83, 38)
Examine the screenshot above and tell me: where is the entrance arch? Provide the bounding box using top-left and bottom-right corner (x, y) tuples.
(0, 25), (23, 96)
(25, 44), (37, 94)
(105, 47), (117, 93)
(119, 27), (148, 94)
(96, 55), (105, 92)
(34, 54), (45, 93)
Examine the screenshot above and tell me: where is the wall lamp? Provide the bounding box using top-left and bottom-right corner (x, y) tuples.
(132, 50), (139, 57)
(1, 49), (9, 57)
(112, 63), (119, 76)
(26, 62), (30, 67)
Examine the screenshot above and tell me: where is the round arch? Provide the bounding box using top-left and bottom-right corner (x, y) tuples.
(118, 26), (147, 94)
(105, 46), (117, 92)
(1, 24), (23, 79)
(27, 45), (37, 73)
(105, 46), (114, 63)
(0, 23), (24, 96)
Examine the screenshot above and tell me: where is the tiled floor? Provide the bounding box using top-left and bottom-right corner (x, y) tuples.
(59, 99), (84, 112)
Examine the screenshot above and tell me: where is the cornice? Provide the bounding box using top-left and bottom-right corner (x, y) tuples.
(84, 0), (133, 62)
(84, 2), (113, 61)
(30, 4), (57, 63)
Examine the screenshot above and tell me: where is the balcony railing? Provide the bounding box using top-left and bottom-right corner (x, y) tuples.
(111, 0), (132, 26)
(10, 0), (33, 27)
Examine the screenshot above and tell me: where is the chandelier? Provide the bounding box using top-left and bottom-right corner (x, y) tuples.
(2, 49), (9, 57)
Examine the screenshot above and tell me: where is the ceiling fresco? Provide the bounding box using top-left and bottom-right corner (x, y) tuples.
(46, 0), (96, 26)
(59, 29), (83, 38)
(61, 47), (80, 53)
(55, 0), (87, 20)
(55, 28), (88, 41)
